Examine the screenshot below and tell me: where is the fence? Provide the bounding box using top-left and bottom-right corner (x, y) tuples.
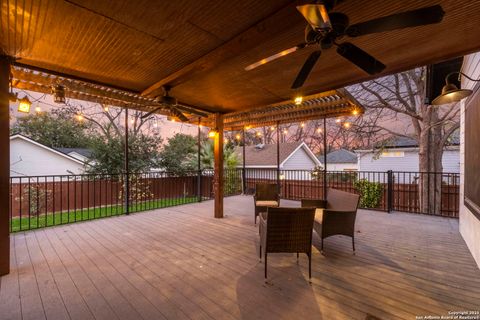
(9, 169), (459, 232)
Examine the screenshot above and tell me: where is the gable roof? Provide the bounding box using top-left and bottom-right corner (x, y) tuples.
(10, 134), (85, 165)
(234, 142), (320, 167)
(322, 149), (357, 164)
(56, 148), (93, 159)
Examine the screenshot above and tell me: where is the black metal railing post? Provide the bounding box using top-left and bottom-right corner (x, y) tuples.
(124, 107), (130, 215)
(387, 170), (393, 213)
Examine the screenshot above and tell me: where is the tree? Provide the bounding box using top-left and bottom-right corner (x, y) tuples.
(193, 139), (239, 170)
(60, 102), (164, 174)
(347, 68), (460, 214)
(11, 109), (93, 148)
(158, 133), (197, 173)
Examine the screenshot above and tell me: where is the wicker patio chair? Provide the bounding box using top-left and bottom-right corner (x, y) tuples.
(253, 183), (280, 224)
(259, 207), (315, 279)
(301, 188), (360, 252)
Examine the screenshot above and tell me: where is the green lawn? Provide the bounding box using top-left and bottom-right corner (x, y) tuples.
(10, 197), (198, 232)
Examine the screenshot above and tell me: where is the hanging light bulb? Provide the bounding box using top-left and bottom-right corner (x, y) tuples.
(104, 106), (109, 112)
(352, 109), (359, 115)
(335, 118), (341, 123)
(343, 122), (351, 128)
(76, 114), (84, 121)
(270, 126), (275, 131)
(208, 128), (218, 138)
(300, 122), (305, 128)
(35, 106), (42, 113)
(17, 96), (32, 113)
(235, 134), (241, 140)
(316, 128), (322, 133)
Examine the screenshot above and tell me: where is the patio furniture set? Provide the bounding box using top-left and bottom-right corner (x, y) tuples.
(255, 184), (360, 279)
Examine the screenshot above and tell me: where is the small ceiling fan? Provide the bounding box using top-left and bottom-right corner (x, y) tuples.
(245, 1), (445, 89)
(141, 85), (190, 121)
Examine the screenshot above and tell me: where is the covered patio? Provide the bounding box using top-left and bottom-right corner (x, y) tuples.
(2, 1), (480, 318)
(0, 196), (479, 320)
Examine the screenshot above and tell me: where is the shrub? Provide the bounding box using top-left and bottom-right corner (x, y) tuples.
(354, 179), (383, 208)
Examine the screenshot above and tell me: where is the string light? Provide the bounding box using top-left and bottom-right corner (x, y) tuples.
(335, 118), (341, 123)
(208, 128), (218, 138)
(270, 126), (275, 131)
(343, 122), (351, 128)
(153, 122), (158, 128)
(300, 122), (305, 128)
(235, 134), (241, 140)
(35, 106), (42, 113)
(352, 109), (359, 115)
(245, 125), (251, 130)
(256, 131), (262, 137)
(283, 129), (288, 135)
(316, 128), (322, 133)
(130, 118), (135, 124)
(224, 138), (229, 144)
(76, 114), (84, 121)
(104, 106), (109, 112)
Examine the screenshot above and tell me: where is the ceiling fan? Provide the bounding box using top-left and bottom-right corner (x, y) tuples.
(245, 1), (445, 89)
(141, 85), (193, 121)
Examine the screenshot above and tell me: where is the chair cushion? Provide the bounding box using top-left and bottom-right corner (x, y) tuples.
(315, 208), (324, 223)
(255, 200), (279, 207)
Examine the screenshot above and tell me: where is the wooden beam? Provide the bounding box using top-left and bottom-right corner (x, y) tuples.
(0, 56), (10, 276)
(141, 2), (299, 97)
(213, 113), (224, 218)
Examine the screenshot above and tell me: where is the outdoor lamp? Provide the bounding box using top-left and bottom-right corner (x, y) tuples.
(17, 96), (32, 113)
(432, 72), (479, 105)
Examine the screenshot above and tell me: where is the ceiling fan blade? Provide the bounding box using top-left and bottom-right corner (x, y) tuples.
(170, 107), (189, 122)
(141, 106), (162, 119)
(346, 5), (445, 37)
(245, 44), (306, 71)
(291, 50), (321, 89)
(337, 42), (385, 75)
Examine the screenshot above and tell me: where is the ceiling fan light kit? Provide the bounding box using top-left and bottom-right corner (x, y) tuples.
(245, 3), (445, 89)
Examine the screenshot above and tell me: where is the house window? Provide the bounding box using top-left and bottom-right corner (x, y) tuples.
(380, 151), (404, 158)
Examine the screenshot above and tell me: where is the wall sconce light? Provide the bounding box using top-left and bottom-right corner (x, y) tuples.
(17, 96), (32, 113)
(52, 85), (66, 104)
(432, 71), (479, 105)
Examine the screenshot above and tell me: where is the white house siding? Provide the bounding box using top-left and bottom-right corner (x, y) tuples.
(326, 162), (358, 171)
(10, 137), (85, 177)
(459, 52), (480, 268)
(282, 147), (317, 170)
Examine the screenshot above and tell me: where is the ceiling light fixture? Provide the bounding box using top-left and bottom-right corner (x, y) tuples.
(432, 72), (479, 105)
(294, 96), (303, 105)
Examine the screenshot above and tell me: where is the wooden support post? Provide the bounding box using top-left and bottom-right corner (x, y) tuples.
(0, 56), (10, 276)
(213, 113), (224, 218)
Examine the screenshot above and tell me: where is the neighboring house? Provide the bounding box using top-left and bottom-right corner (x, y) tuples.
(320, 149), (358, 171)
(55, 147), (93, 163)
(235, 141), (322, 179)
(10, 134), (86, 177)
(356, 136), (460, 173)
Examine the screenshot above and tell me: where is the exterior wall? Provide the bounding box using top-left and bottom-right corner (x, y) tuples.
(10, 138), (85, 177)
(357, 149), (459, 173)
(281, 147), (317, 170)
(326, 162), (358, 171)
(459, 52), (480, 268)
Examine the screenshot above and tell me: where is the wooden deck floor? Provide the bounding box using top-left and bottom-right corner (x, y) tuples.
(1, 195), (479, 320)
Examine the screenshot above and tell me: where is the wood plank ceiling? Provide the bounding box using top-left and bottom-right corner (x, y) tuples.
(2, 0), (480, 115)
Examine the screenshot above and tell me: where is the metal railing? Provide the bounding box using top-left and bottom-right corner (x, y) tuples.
(9, 169), (460, 232)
